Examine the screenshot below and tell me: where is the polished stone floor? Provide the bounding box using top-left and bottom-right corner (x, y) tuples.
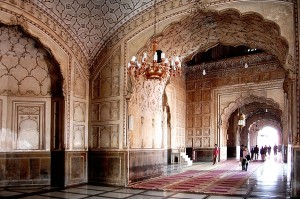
(0, 153), (291, 198)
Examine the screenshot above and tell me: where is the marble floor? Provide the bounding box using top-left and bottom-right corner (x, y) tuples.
(0, 154), (291, 199)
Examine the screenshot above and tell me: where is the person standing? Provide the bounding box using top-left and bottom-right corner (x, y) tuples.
(213, 144), (219, 165)
(242, 146), (250, 171)
(260, 146), (266, 161)
(274, 144), (278, 155)
(250, 147), (254, 160)
(254, 145), (259, 160)
(240, 144), (244, 166)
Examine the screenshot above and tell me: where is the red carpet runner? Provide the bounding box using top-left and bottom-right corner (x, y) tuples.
(129, 159), (263, 195)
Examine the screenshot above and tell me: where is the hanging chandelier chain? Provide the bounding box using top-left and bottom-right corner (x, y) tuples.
(127, 0), (182, 81)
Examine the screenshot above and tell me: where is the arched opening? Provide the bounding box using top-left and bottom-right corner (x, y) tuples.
(257, 126), (280, 149)
(0, 24), (64, 186)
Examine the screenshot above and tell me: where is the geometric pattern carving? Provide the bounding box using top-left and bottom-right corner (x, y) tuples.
(13, 101), (46, 150)
(0, 26), (53, 97)
(91, 125), (119, 149)
(39, 1), (154, 62)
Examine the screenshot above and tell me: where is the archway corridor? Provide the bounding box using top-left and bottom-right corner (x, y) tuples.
(256, 126), (281, 155)
(0, 156), (290, 198)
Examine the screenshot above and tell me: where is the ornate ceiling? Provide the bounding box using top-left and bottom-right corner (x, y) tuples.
(11, 0), (290, 71)
(34, 0), (155, 65)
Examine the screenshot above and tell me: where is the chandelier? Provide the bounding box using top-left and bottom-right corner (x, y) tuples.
(127, 1), (182, 80)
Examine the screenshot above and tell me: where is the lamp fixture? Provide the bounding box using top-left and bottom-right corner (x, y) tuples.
(238, 112), (245, 127)
(127, 1), (181, 80)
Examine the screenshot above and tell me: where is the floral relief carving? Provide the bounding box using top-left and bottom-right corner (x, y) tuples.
(91, 101), (119, 122)
(202, 115), (210, 127)
(73, 101), (86, 122)
(91, 125), (119, 149)
(92, 47), (120, 99)
(202, 137), (210, 147)
(18, 115), (39, 150)
(195, 104), (202, 114)
(194, 137), (201, 148)
(14, 102), (45, 150)
(73, 125), (85, 149)
(74, 65), (86, 98)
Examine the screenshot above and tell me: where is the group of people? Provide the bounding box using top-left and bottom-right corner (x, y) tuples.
(212, 144), (280, 170)
(249, 144), (279, 161)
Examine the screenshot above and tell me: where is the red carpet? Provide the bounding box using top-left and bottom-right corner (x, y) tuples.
(129, 160), (262, 195)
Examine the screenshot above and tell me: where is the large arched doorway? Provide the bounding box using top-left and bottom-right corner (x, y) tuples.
(257, 126), (280, 149)
(0, 24), (64, 186)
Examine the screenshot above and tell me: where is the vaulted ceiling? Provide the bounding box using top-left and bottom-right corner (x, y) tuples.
(34, 0), (156, 65)
(28, 0), (291, 71)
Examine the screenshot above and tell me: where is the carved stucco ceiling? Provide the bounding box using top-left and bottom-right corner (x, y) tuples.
(18, 1), (289, 71)
(35, 0), (155, 64)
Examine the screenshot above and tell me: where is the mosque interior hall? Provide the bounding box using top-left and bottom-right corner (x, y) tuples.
(0, 0), (299, 198)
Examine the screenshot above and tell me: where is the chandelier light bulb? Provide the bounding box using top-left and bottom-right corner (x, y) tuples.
(131, 56), (136, 62)
(203, 69), (206, 75)
(153, 52), (158, 61)
(164, 57), (169, 64)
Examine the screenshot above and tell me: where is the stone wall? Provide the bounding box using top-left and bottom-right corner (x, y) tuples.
(0, 152), (50, 186)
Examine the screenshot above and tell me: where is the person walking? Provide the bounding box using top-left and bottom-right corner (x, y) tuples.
(213, 144), (219, 165)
